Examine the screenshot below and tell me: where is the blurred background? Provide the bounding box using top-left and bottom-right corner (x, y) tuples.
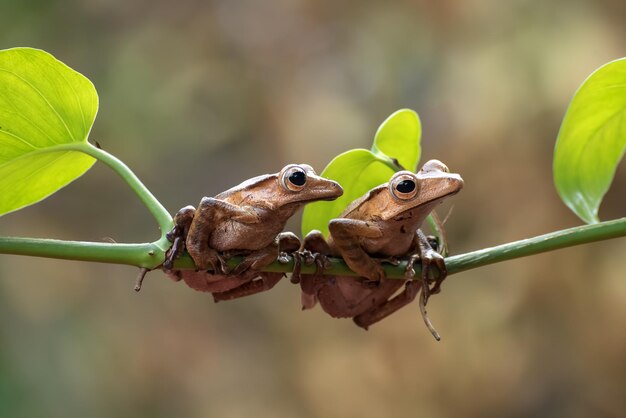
(1, 0), (625, 417)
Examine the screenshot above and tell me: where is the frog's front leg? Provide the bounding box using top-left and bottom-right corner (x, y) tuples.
(328, 219), (385, 283)
(164, 205), (196, 270)
(186, 197), (260, 273)
(296, 230), (334, 308)
(406, 229), (447, 303)
(292, 230), (332, 284)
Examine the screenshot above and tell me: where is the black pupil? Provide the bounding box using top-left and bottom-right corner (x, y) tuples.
(396, 179), (415, 194)
(288, 170), (306, 186)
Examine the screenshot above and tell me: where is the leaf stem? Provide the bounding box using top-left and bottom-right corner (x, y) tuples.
(72, 142), (173, 234)
(0, 142), (175, 269)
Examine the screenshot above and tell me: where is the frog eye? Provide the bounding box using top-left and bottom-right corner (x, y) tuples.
(421, 159), (449, 174)
(390, 173), (419, 200)
(281, 165), (308, 191)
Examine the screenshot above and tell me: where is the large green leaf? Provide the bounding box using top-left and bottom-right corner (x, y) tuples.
(553, 58), (626, 224)
(0, 47), (98, 216)
(302, 109), (422, 237)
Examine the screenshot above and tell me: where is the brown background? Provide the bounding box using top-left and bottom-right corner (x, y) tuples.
(1, 0), (625, 417)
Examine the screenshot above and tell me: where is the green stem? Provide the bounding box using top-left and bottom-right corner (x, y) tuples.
(0, 142), (175, 269)
(170, 216), (626, 278)
(444, 216), (626, 275)
(34, 142), (173, 235)
(74, 142), (173, 234)
(0, 236), (170, 269)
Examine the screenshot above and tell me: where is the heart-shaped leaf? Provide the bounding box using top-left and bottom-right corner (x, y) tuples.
(553, 58), (626, 224)
(302, 109), (422, 237)
(372, 108), (421, 171)
(0, 48), (98, 216)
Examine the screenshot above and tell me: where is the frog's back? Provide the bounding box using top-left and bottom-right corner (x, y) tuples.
(339, 185), (387, 219)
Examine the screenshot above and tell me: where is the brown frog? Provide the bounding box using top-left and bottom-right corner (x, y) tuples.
(297, 160), (463, 338)
(164, 164), (343, 300)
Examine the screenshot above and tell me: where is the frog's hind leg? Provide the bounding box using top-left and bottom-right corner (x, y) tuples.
(353, 280), (420, 330)
(212, 273), (284, 302)
(328, 219), (385, 284)
(187, 197), (259, 273)
(230, 232), (301, 276)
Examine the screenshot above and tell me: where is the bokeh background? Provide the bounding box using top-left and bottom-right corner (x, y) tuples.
(1, 0), (625, 417)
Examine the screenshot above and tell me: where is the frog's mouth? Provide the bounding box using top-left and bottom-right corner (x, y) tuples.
(309, 179), (344, 202)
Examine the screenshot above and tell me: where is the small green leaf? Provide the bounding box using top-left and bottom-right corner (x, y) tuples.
(372, 108), (421, 171)
(0, 48), (98, 216)
(302, 109), (422, 237)
(554, 58), (626, 224)
(302, 149), (395, 237)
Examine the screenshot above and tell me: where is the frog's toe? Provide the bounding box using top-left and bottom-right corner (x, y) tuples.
(373, 263), (386, 282)
(404, 254), (420, 279)
(163, 236), (184, 270)
(382, 256), (401, 266)
(194, 250), (228, 274)
(277, 251), (291, 264)
(361, 263), (385, 287)
(231, 260), (253, 276)
(296, 249), (316, 265)
(422, 251), (447, 295)
(290, 252), (303, 284)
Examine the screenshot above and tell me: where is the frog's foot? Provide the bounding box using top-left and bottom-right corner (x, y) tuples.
(379, 256), (401, 266)
(276, 231), (302, 266)
(353, 280), (421, 330)
(292, 250), (331, 284)
(359, 259), (386, 287)
(404, 254), (420, 280)
(163, 205), (195, 270)
(405, 248), (447, 301)
(193, 247), (229, 274)
(277, 251), (291, 264)
(163, 236), (184, 270)
(418, 285), (441, 341)
(291, 250), (312, 284)
(230, 246), (277, 277)
(212, 272), (284, 302)
(292, 230), (326, 284)
(313, 252), (332, 273)
(421, 248), (447, 296)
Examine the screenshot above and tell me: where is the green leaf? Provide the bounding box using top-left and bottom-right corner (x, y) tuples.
(372, 108), (421, 171)
(553, 58), (626, 224)
(302, 109), (422, 237)
(302, 150), (395, 237)
(0, 48), (98, 216)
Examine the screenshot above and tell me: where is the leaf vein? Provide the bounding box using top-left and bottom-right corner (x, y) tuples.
(0, 68), (76, 142)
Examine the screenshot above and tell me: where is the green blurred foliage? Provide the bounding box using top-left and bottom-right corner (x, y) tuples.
(1, 0), (625, 417)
